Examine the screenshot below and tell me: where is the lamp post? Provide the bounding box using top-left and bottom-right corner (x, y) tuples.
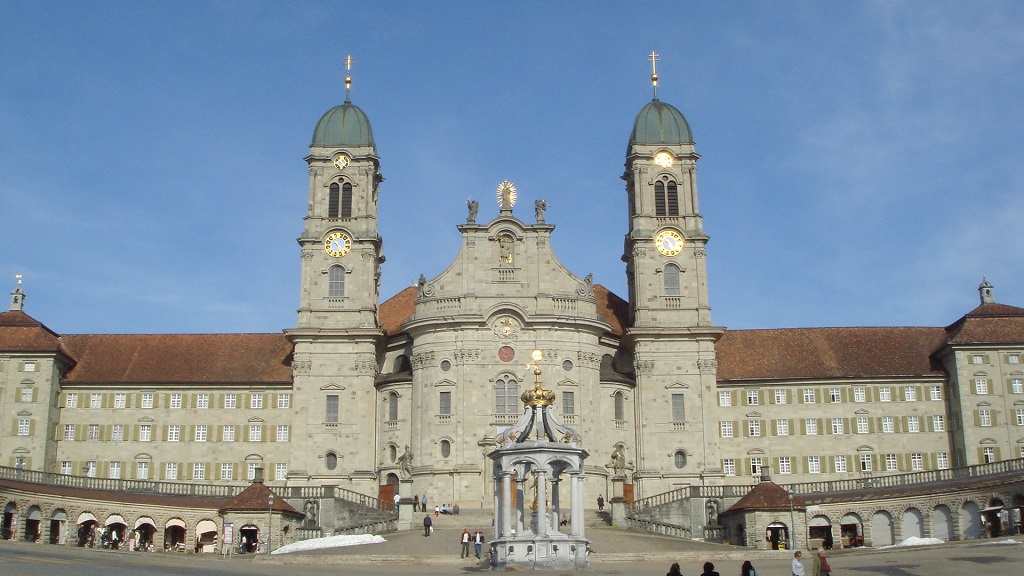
(266, 491), (274, 553)
(787, 488), (795, 551)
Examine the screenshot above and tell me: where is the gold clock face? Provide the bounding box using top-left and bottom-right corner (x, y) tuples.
(655, 229), (684, 256)
(333, 154), (350, 170)
(654, 151), (674, 168)
(324, 231), (352, 257)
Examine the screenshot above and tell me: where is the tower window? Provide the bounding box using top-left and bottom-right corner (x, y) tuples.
(440, 439), (451, 458)
(654, 178), (680, 216)
(328, 265), (345, 297)
(329, 183), (340, 217)
(613, 391), (625, 421)
(663, 263), (680, 296)
(674, 450), (687, 469)
(341, 183), (353, 218)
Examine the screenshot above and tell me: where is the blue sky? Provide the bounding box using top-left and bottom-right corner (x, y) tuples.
(2, 2), (1022, 334)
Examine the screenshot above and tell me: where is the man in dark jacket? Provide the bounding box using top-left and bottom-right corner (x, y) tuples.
(423, 515), (432, 537)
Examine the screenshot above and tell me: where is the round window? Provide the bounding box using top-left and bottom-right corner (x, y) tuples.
(674, 451), (687, 469)
(441, 439), (451, 458)
(440, 359), (452, 372)
(562, 359), (574, 372)
(325, 452), (338, 470)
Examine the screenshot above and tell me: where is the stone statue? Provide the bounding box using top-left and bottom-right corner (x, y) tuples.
(534, 199), (547, 223)
(706, 499), (719, 526)
(608, 444), (626, 477)
(497, 233), (514, 266)
(398, 445), (414, 480)
(467, 200), (479, 224)
(417, 274), (427, 297)
(303, 499), (319, 528)
(606, 444), (622, 475)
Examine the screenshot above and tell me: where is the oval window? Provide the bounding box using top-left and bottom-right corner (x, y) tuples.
(440, 359), (452, 372)
(441, 439), (451, 458)
(389, 445), (398, 463)
(325, 452), (338, 470)
(674, 451), (687, 469)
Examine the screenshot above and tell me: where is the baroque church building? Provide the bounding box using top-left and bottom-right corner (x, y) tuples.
(2, 71), (1024, 510)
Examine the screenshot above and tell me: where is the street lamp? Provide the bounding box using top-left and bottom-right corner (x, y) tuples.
(266, 491), (274, 553)
(787, 488), (795, 551)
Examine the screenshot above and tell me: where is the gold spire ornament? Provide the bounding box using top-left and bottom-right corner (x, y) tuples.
(521, 350), (556, 407)
(344, 54), (354, 101)
(649, 50), (660, 99)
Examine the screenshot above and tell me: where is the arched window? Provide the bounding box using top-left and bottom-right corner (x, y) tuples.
(674, 450), (687, 469)
(328, 265), (345, 297)
(614, 391), (625, 421)
(654, 177), (679, 216)
(328, 183), (340, 218)
(341, 183), (353, 218)
(495, 375), (519, 414)
(387, 392), (398, 422)
(325, 452), (338, 470)
(664, 263), (680, 296)
(440, 439), (451, 458)
(393, 355), (411, 373)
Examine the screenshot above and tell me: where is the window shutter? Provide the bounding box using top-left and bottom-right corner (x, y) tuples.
(29, 420), (36, 436)
(973, 410), (981, 427)
(817, 418), (824, 435)
(742, 421), (748, 437)
(769, 419), (776, 436)
(868, 418), (876, 433)
(976, 447), (985, 463)
(992, 411), (999, 426)
(162, 425), (169, 442)
(262, 425), (269, 442)
(983, 354), (991, 364)
(844, 417), (851, 433)
(731, 391), (737, 406)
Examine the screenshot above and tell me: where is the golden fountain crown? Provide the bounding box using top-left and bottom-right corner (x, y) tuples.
(521, 350), (556, 407)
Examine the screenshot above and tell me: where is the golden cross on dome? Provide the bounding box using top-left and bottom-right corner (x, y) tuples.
(649, 50), (660, 99)
(344, 54), (354, 101)
(15, 274), (22, 285)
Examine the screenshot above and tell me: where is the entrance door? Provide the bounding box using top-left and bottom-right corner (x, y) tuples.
(378, 483), (396, 511)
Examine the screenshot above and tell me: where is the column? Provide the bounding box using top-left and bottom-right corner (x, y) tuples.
(535, 471), (548, 537)
(550, 477), (561, 532)
(515, 477), (526, 535)
(570, 473), (584, 537)
(501, 472), (512, 538)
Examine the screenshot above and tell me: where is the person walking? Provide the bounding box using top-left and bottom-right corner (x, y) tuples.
(741, 560), (757, 576)
(812, 548), (831, 576)
(792, 551), (805, 576)
(460, 529), (471, 558)
(597, 494), (605, 512)
(473, 528), (486, 559)
(423, 515), (432, 537)
(413, 494), (420, 511)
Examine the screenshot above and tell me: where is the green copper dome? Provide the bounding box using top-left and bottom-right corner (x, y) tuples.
(311, 101), (375, 147)
(629, 99), (693, 145)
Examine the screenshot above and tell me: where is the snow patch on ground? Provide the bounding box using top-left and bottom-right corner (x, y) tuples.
(979, 539), (1024, 546)
(272, 533), (387, 555)
(877, 536), (945, 548)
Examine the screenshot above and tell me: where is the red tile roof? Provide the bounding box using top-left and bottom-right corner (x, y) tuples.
(594, 285), (628, 336)
(379, 286), (418, 336)
(220, 482), (301, 516)
(59, 333), (292, 385)
(716, 327), (947, 382)
(0, 310), (64, 353)
(945, 302), (1024, 345)
(724, 481), (800, 513)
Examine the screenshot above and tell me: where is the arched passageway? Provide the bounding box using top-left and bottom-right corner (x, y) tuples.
(839, 513), (863, 548)
(196, 519), (218, 553)
(2, 502), (16, 540)
(765, 522), (788, 550)
(49, 509), (68, 545)
(961, 502), (982, 539)
(103, 514), (127, 549)
(808, 515), (832, 549)
(76, 512), (98, 547)
(134, 517), (156, 551)
(902, 508), (924, 540)
(871, 511), (894, 547)
(164, 518), (186, 551)
(981, 499), (1006, 537)
(238, 523), (259, 554)
(23, 505), (42, 541)
(932, 505), (954, 541)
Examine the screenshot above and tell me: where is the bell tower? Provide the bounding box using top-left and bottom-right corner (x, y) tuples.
(296, 55), (384, 330)
(285, 57), (384, 487)
(621, 53), (724, 493)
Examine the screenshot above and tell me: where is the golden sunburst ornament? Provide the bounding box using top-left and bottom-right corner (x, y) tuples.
(496, 180), (517, 209)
